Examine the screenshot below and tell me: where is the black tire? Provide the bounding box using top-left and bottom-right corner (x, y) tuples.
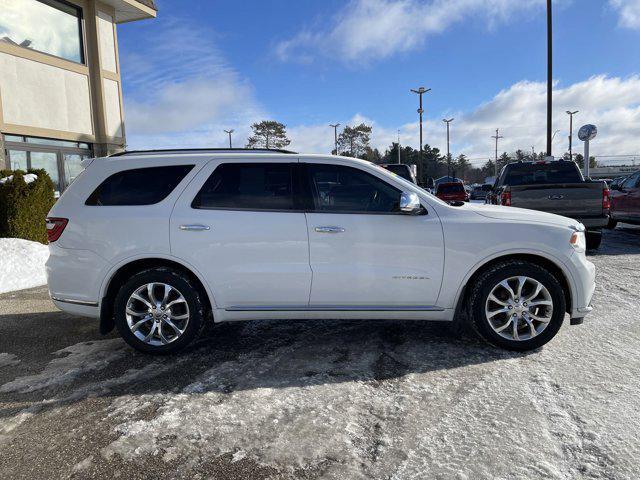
(114, 267), (207, 354)
(606, 217), (618, 230)
(586, 230), (602, 250)
(469, 260), (566, 351)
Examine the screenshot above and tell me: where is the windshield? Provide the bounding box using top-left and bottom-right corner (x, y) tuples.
(503, 162), (583, 186)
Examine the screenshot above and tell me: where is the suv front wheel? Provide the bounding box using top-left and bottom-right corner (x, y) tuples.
(469, 260), (566, 351)
(114, 268), (206, 354)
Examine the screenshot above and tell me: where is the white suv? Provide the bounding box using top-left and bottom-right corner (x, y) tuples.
(45, 149), (595, 354)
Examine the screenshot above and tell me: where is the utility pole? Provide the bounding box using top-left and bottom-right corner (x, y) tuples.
(546, 0), (553, 157)
(443, 118), (454, 179)
(224, 129), (234, 148)
(491, 128), (503, 177)
(566, 110), (578, 158)
(329, 123), (340, 155)
(397, 129), (401, 164)
(411, 87), (431, 183)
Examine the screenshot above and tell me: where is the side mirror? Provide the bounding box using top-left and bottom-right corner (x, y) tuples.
(400, 191), (424, 215)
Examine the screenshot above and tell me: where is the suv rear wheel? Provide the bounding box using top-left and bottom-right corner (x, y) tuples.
(469, 260), (566, 351)
(114, 268), (206, 354)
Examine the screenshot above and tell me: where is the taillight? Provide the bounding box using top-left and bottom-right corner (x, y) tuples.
(46, 217), (68, 243)
(602, 187), (610, 210)
(501, 190), (511, 206)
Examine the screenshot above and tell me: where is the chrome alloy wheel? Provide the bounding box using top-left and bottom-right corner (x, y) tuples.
(125, 283), (190, 346)
(484, 276), (554, 341)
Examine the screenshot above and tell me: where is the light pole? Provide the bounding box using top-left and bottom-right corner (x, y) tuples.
(491, 128), (503, 177)
(329, 123), (340, 155)
(397, 129), (401, 164)
(224, 129), (234, 148)
(546, 0), (553, 158)
(443, 118), (454, 179)
(411, 87), (431, 183)
(566, 110), (578, 158)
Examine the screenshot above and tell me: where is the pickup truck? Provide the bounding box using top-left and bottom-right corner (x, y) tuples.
(488, 160), (610, 249)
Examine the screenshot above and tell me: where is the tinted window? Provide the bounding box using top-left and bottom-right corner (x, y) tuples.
(383, 164), (414, 182)
(192, 163), (296, 210)
(438, 183), (464, 194)
(86, 165), (193, 206)
(503, 162), (583, 186)
(308, 164), (400, 213)
(621, 172), (640, 190)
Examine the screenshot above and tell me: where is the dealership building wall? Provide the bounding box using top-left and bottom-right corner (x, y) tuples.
(0, 0), (156, 194)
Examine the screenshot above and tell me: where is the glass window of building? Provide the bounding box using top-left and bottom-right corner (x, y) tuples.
(4, 135), (93, 195)
(0, 0), (84, 63)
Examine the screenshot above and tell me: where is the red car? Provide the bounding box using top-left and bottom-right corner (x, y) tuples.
(435, 182), (468, 203)
(609, 170), (640, 228)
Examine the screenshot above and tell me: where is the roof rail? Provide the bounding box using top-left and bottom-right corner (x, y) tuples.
(109, 148), (298, 157)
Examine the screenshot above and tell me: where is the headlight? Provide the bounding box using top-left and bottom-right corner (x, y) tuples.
(570, 231), (586, 253)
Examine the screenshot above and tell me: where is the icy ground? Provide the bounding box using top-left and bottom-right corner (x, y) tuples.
(0, 238), (49, 294)
(1, 226), (640, 479)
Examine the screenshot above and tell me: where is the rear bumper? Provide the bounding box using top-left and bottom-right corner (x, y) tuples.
(46, 243), (107, 318)
(578, 216), (608, 229)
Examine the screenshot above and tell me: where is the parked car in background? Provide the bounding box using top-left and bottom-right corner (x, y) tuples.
(488, 160), (609, 250)
(609, 176), (628, 191)
(470, 184), (493, 201)
(45, 149), (595, 354)
(436, 182), (468, 203)
(381, 163), (417, 183)
(609, 170), (640, 228)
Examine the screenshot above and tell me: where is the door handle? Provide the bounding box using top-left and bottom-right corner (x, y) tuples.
(315, 226), (345, 233)
(179, 224), (210, 231)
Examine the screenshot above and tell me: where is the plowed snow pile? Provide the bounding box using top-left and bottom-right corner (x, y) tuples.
(0, 238), (49, 294)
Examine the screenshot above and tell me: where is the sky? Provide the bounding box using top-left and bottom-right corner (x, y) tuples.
(117, 0), (640, 166)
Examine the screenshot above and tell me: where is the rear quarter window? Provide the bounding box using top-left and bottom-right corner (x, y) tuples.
(85, 165), (194, 206)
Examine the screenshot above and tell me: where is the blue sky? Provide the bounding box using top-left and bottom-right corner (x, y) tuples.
(118, 0), (640, 165)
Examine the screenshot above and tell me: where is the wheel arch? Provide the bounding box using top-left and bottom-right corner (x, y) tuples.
(453, 252), (573, 320)
(99, 256), (216, 334)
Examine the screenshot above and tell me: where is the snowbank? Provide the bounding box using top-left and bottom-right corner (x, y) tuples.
(0, 238), (49, 294)
(0, 173), (38, 184)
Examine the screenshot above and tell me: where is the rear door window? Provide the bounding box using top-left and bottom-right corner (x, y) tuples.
(192, 163), (298, 211)
(86, 165), (194, 206)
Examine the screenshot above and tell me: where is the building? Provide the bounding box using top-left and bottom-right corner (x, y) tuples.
(0, 0), (157, 194)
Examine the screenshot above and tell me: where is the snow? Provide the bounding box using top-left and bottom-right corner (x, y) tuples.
(0, 339), (125, 393)
(0, 173), (38, 184)
(0, 238), (49, 294)
(0, 353), (20, 368)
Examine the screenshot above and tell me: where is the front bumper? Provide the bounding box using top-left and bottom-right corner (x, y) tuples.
(567, 251), (596, 320)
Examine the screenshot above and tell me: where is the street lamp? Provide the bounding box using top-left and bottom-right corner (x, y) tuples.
(442, 118), (454, 179)
(566, 110), (578, 158)
(329, 123), (340, 155)
(411, 87), (431, 183)
(224, 129), (234, 148)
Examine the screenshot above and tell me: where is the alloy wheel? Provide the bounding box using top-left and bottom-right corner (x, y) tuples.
(484, 276), (554, 341)
(125, 283), (190, 346)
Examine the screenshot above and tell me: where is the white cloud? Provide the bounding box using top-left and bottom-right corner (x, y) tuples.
(609, 0), (640, 28)
(287, 76), (640, 166)
(275, 0), (548, 65)
(121, 20), (265, 149)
